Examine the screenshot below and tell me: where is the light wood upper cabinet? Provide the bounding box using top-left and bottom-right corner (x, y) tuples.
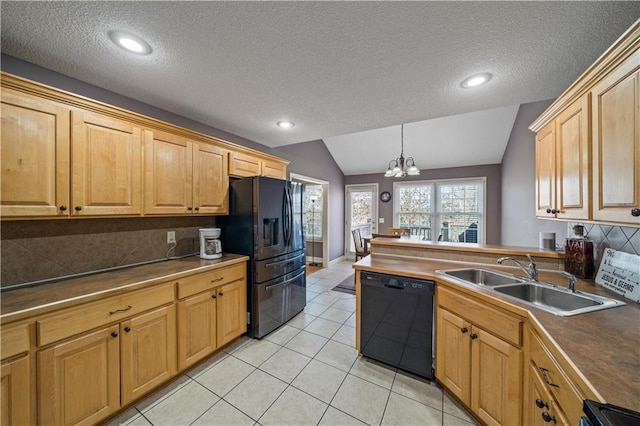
(193, 143), (228, 214)
(229, 150), (287, 179)
(72, 111), (142, 216)
(1, 355), (31, 426)
(591, 52), (640, 224)
(536, 96), (591, 220)
(120, 305), (176, 404)
(1, 88), (70, 217)
(535, 121), (556, 217)
(144, 130), (193, 215)
(38, 325), (121, 426)
(144, 130), (229, 215)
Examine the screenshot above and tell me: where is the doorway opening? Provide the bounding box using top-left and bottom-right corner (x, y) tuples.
(290, 173), (329, 268)
(345, 184), (379, 260)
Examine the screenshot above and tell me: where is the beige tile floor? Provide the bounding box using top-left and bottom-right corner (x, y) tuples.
(105, 260), (479, 426)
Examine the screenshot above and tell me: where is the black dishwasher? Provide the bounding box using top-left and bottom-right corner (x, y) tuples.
(360, 271), (435, 380)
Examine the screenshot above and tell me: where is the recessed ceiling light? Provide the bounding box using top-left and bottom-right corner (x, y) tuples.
(277, 121), (295, 129)
(461, 73), (493, 88)
(108, 30), (152, 55)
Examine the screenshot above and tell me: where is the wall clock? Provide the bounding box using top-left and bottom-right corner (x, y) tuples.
(380, 191), (391, 203)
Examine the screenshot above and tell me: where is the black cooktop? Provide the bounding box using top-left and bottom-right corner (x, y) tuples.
(583, 400), (640, 426)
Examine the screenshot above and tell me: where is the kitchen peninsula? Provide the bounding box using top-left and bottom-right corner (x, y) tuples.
(353, 242), (639, 425)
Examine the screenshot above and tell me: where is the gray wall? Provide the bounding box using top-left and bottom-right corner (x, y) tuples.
(501, 100), (567, 247)
(274, 141), (346, 261)
(345, 164), (503, 245)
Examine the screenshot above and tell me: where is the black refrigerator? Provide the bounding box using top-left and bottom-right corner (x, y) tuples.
(222, 176), (306, 339)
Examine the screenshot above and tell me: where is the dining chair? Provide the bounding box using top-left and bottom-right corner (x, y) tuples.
(352, 228), (368, 260)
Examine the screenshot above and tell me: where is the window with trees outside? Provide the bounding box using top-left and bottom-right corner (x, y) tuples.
(305, 185), (323, 239)
(393, 178), (485, 243)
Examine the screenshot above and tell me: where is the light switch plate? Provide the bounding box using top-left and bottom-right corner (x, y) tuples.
(379, 218), (384, 223)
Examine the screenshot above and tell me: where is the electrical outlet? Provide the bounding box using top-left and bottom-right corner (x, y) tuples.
(167, 231), (176, 244)
(379, 218), (385, 223)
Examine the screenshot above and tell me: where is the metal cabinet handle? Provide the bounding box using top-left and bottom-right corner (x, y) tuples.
(109, 305), (132, 315)
(111, 331), (118, 338)
(541, 412), (556, 423)
(539, 367), (559, 387)
(74, 205), (82, 211)
(632, 208), (640, 217)
(194, 207), (200, 211)
(187, 206), (193, 211)
(124, 326), (131, 333)
(536, 399), (549, 409)
(218, 291), (224, 296)
(460, 327), (468, 333)
(211, 294), (217, 299)
(59, 205), (67, 211)
(211, 277), (224, 283)
(470, 333), (478, 340)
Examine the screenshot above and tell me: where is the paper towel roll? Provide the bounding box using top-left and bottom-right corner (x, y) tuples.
(539, 232), (556, 250)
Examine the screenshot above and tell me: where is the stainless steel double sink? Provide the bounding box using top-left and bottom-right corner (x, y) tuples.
(438, 268), (625, 316)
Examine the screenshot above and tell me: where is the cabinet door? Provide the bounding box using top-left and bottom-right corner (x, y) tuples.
(38, 325), (120, 426)
(556, 95), (591, 220)
(228, 151), (261, 177)
(592, 54), (640, 224)
(144, 130), (193, 214)
(435, 308), (471, 404)
(535, 121), (557, 217)
(193, 143), (228, 214)
(1, 355), (30, 426)
(1, 88), (70, 217)
(120, 305), (177, 404)
(216, 280), (247, 347)
(262, 159), (287, 179)
(177, 290), (217, 370)
(471, 328), (522, 426)
(72, 111), (142, 216)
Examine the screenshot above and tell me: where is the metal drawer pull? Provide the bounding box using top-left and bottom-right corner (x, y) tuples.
(539, 367), (559, 387)
(109, 305), (132, 315)
(541, 412), (556, 423)
(211, 277), (224, 283)
(460, 327), (468, 333)
(535, 399), (549, 409)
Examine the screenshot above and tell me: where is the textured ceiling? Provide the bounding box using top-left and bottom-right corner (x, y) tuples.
(2, 2), (639, 174)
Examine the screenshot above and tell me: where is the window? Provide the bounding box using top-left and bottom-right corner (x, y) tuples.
(304, 185), (323, 238)
(393, 178), (485, 243)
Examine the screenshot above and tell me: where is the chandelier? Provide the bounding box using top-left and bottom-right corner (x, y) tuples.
(384, 124), (420, 178)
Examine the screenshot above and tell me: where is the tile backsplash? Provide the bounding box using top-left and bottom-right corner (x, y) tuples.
(567, 222), (640, 271)
(1, 216), (215, 289)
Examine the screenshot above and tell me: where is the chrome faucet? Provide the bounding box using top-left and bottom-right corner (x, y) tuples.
(497, 254), (538, 281)
(561, 271), (577, 292)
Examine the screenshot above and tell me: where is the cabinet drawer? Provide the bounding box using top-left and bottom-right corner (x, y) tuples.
(1, 323), (30, 360)
(437, 286), (522, 346)
(530, 331), (584, 423)
(177, 264), (245, 299)
(37, 283), (174, 346)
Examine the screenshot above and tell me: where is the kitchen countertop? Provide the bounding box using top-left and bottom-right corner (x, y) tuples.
(353, 254), (640, 412)
(0, 253), (249, 324)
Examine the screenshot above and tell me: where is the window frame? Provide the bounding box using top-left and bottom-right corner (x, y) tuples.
(392, 177), (487, 244)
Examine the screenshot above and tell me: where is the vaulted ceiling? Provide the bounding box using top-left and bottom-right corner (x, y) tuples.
(2, 2), (639, 175)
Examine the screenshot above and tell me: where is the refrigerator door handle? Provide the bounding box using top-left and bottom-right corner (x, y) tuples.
(265, 253), (305, 267)
(282, 185), (292, 246)
(265, 270), (305, 291)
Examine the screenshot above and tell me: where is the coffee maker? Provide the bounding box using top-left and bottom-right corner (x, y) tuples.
(199, 228), (222, 259)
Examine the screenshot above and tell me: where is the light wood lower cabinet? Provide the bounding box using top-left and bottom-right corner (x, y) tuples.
(177, 290), (218, 370)
(177, 271), (247, 370)
(1, 354), (31, 426)
(527, 363), (569, 426)
(435, 286), (523, 426)
(38, 325), (121, 426)
(120, 305), (176, 404)
(38, 305), (176, 425)
(216, 279), (247, 347)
